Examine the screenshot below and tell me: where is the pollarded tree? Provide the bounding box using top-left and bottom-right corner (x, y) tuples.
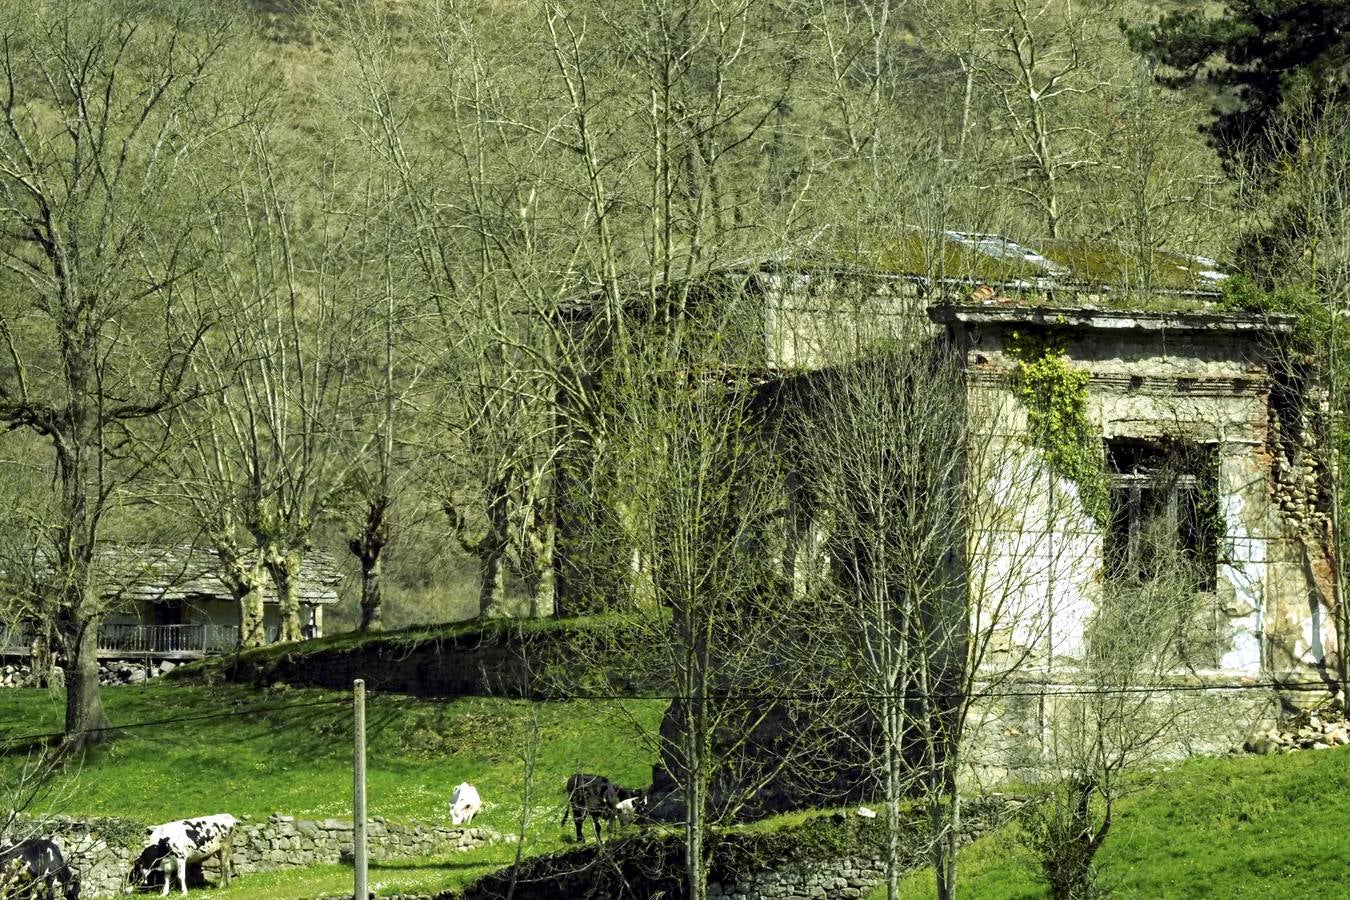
(0, 0), (243, 744)
(173, 118), (365, 647)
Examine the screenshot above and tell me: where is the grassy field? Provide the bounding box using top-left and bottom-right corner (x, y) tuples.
(1, 681), (665, 896)
(879, 743), (1350, 899)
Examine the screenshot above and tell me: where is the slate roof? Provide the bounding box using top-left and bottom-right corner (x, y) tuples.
(94, 545), (343, 606)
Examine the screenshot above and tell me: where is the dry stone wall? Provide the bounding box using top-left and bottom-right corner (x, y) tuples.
(9, 813), (495, 898)
(706, 857), (886, 900)
(232, 813), (494, 875)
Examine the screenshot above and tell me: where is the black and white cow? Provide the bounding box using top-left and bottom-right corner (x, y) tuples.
(0, 837), (80, 900)
(125, 814), (237, 896)
(561, 774), (646, 841)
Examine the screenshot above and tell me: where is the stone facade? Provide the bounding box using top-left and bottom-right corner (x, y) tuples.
(10, 814), (495, 898)
(934, 304), (1338, 680)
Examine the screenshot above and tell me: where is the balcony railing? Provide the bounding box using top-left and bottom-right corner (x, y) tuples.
(1, 623), (249, 657)
(97, 623), (240, 655)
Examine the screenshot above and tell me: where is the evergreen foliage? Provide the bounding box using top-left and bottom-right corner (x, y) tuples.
(1129, 0), (1350, 170)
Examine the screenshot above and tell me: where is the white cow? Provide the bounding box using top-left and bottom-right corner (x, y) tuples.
(126, 814), (237, 896)
(449, 782), (481, 826)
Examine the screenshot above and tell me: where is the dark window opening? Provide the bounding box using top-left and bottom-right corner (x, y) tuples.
(1105, 439), (1219, 591)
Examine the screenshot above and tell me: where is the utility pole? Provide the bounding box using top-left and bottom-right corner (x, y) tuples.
(354, 678), (368, 900)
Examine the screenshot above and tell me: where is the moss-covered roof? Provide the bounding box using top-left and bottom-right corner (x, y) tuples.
(816, 227), (1226, 294)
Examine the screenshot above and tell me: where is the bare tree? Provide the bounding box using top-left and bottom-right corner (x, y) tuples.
(1021, 517), (1213, 899)
(596, 315), (839, 900)
(0, 1), (241, 742)
(787, 336), (969, 900)
(172, 119), (363, 646)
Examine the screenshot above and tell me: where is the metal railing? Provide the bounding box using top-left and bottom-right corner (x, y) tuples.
(96, 623), (240, 655)
(1, 622), (298, 656)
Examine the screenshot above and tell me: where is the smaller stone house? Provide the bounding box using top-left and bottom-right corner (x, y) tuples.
(97, 546), (343, 654)
(0, 546), (343, 660)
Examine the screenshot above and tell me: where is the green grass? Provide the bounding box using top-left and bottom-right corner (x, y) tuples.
(1, 681), (665, 896)
(871, 745), (1350, 899)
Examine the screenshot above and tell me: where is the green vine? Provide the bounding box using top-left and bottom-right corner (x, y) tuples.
(1007, 330), (1110, 526)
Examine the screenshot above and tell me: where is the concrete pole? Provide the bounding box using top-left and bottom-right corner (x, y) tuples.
(354, 678), (368, 900)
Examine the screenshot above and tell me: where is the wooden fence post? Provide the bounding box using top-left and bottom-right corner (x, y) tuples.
(354, 678), (368, 900)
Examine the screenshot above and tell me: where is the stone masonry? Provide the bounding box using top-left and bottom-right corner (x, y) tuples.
(10, 813), (495, 898)
(231, 813), (494, 875)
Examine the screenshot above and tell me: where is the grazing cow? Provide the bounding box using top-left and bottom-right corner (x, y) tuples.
(126, 814), (237, 896)
(448, 782), (481, 826)
(613, 795), (645, 828)
(562, 774), (646, 841)
(0, 837), (80, 900)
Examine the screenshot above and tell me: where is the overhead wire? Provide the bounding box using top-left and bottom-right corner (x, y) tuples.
(1, 676), (1335, 747)
(0, 696), (349, 748)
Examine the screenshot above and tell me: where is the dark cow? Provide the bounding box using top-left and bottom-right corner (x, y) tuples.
(126, 814), (236, 896)
(0, 838), (80, 900)
(561, 774), (646, 842)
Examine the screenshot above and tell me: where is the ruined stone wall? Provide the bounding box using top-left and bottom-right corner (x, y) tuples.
(760, 272), (926, 370)
(958, 315), (1338, 678)
(961, 681), (1279, 787)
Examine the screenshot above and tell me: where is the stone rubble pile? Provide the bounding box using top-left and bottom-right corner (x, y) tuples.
(97, 659), (176, 685)
(1239, 704), (1350, 755)
(0, 662), (33, 687)
(1, 659), (179, 688)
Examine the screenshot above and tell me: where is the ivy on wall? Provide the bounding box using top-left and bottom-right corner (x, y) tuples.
(1006, 329), (1110, 526)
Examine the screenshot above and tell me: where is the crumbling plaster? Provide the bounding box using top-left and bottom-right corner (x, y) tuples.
(950, 307), (1337, 680)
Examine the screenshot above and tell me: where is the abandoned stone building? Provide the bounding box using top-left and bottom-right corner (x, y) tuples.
(559, 230), (1341, 794)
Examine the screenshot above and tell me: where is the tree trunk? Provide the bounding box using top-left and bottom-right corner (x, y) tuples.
(478, 477), (511, 618)
(57, 612), (108, 749)
(524, 506), (555, 618)
(359, 553), (384, 632)
(885, 699), (902, 900)
(933, 750), (961, 900)
(684, 698), (708, 900)
(350, 495), (390, 633)
(264, 547), (304, 642)
(479, 547), (507, 618)
(28, 624), (55, 689)
(221, 546), (269, 649)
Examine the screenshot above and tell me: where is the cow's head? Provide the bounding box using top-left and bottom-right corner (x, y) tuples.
(614, 793), (647, 825)
(450, 799), (475, 825)
(62, 869), (82, 900)
(125, 841), (169, 893)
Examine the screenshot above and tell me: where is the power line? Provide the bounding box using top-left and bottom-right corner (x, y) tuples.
(364, 678), (1336, 703)
(3, 677), (1333, 747)
(1, 696), (348, 748)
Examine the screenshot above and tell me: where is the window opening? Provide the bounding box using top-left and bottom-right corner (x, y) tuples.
(1105, 438), (1218, 591)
